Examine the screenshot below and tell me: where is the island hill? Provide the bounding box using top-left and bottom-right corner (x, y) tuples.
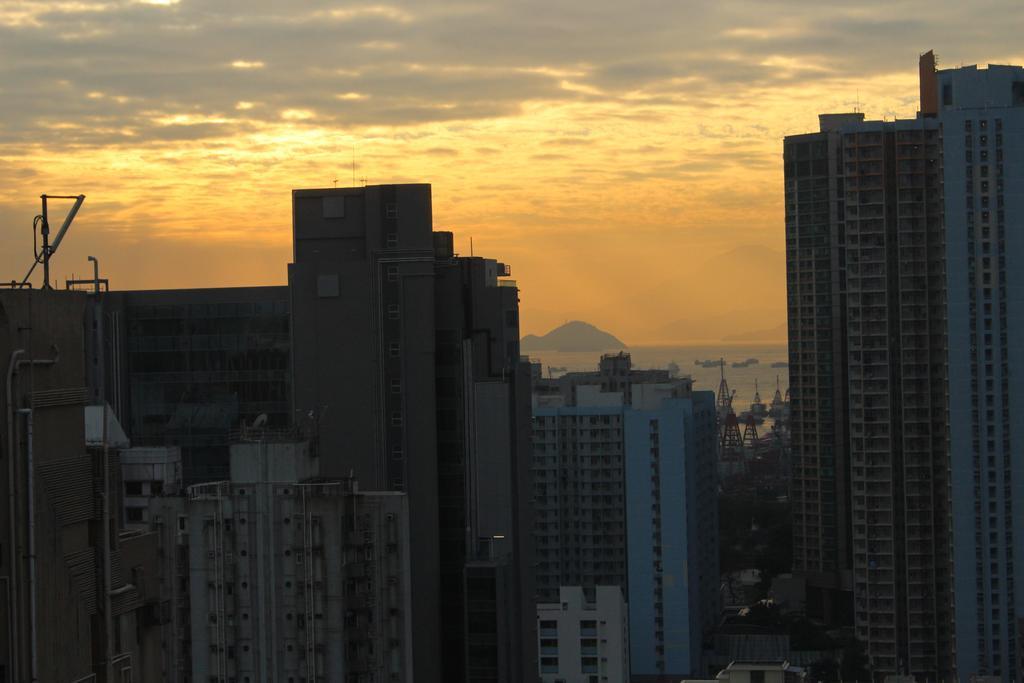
(521, 321), (626, 352)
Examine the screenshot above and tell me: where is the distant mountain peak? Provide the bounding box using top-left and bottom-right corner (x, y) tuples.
(521, 320), (626, 352)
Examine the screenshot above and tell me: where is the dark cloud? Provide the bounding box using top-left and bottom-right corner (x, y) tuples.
(1, 0), (1022, 149)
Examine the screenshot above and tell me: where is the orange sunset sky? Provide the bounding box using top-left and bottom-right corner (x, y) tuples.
(2, 0), (1022, 344)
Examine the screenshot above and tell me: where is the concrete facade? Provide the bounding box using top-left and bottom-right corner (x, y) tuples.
(532, 355), (718, 679)
(433, 236), (536, 683)
(785, 112), (955, 680)
(787, 55), (1024, 682)
(184, 440), (413, 683)
(119, 445), (182, 529)
(290, 184), (442, 682)
(537, 586), (629, 683)
(289, 185), (536, 683)
(936, 62), (1024, 682)
(782, 115), (855, 623)
(1, 289), (163, 682)
(624, 387), (717, 678)
(702, 660), (807, 683)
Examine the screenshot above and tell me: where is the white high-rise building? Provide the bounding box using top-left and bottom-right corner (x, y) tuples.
(931, 56), (1024, 682)
(537, 586), (629, 683)
(784, 51), (1024, 682)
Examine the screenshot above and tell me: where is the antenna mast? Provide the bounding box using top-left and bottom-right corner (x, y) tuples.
(21, 194), (86, 289)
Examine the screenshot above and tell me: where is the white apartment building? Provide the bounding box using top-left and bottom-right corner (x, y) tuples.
(538, 586), (629, 683)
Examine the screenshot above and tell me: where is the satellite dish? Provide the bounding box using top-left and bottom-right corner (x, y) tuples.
(252, 413), (269, 429)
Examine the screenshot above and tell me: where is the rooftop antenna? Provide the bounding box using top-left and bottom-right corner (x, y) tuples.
(352, 144), (356, 186)
(21, 194), (85, 289)
(855, 89), (860, 113)
(470, 236), (474, 257)
(333, 178), (338, 188)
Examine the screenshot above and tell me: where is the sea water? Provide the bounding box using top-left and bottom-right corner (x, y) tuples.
(525, 343), (789, 411)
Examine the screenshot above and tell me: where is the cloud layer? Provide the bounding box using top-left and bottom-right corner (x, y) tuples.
(2, 0), (1023, 342)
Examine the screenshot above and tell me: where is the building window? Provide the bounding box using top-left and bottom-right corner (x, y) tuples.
(322, 196), (345, 218)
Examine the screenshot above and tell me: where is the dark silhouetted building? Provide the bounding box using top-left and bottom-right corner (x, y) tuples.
(786, 112), (953, 681)
(783, 113), (856, 627)
(788, 53), (1024, 682)
(289, 185), (536, 683)
(103, 286), (291, 484)
(1, 289), (163, 682)
(782, 54), (1015, 682)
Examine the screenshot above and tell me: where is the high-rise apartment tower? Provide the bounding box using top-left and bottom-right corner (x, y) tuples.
(785, 77), (953, 680)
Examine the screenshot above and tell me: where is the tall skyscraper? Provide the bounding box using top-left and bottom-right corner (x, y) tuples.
(532, 355), (718, 678)
(785, 82), (953, 681)
(432, 233), (535, 683)
(931, 58), (1024, 681)
(787, 116), (953, 681)
(786, 52), (1024, 682)
(289, 185), (535, 683)
(784, 114), (855, 625)
(840, 113), (952, 681)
